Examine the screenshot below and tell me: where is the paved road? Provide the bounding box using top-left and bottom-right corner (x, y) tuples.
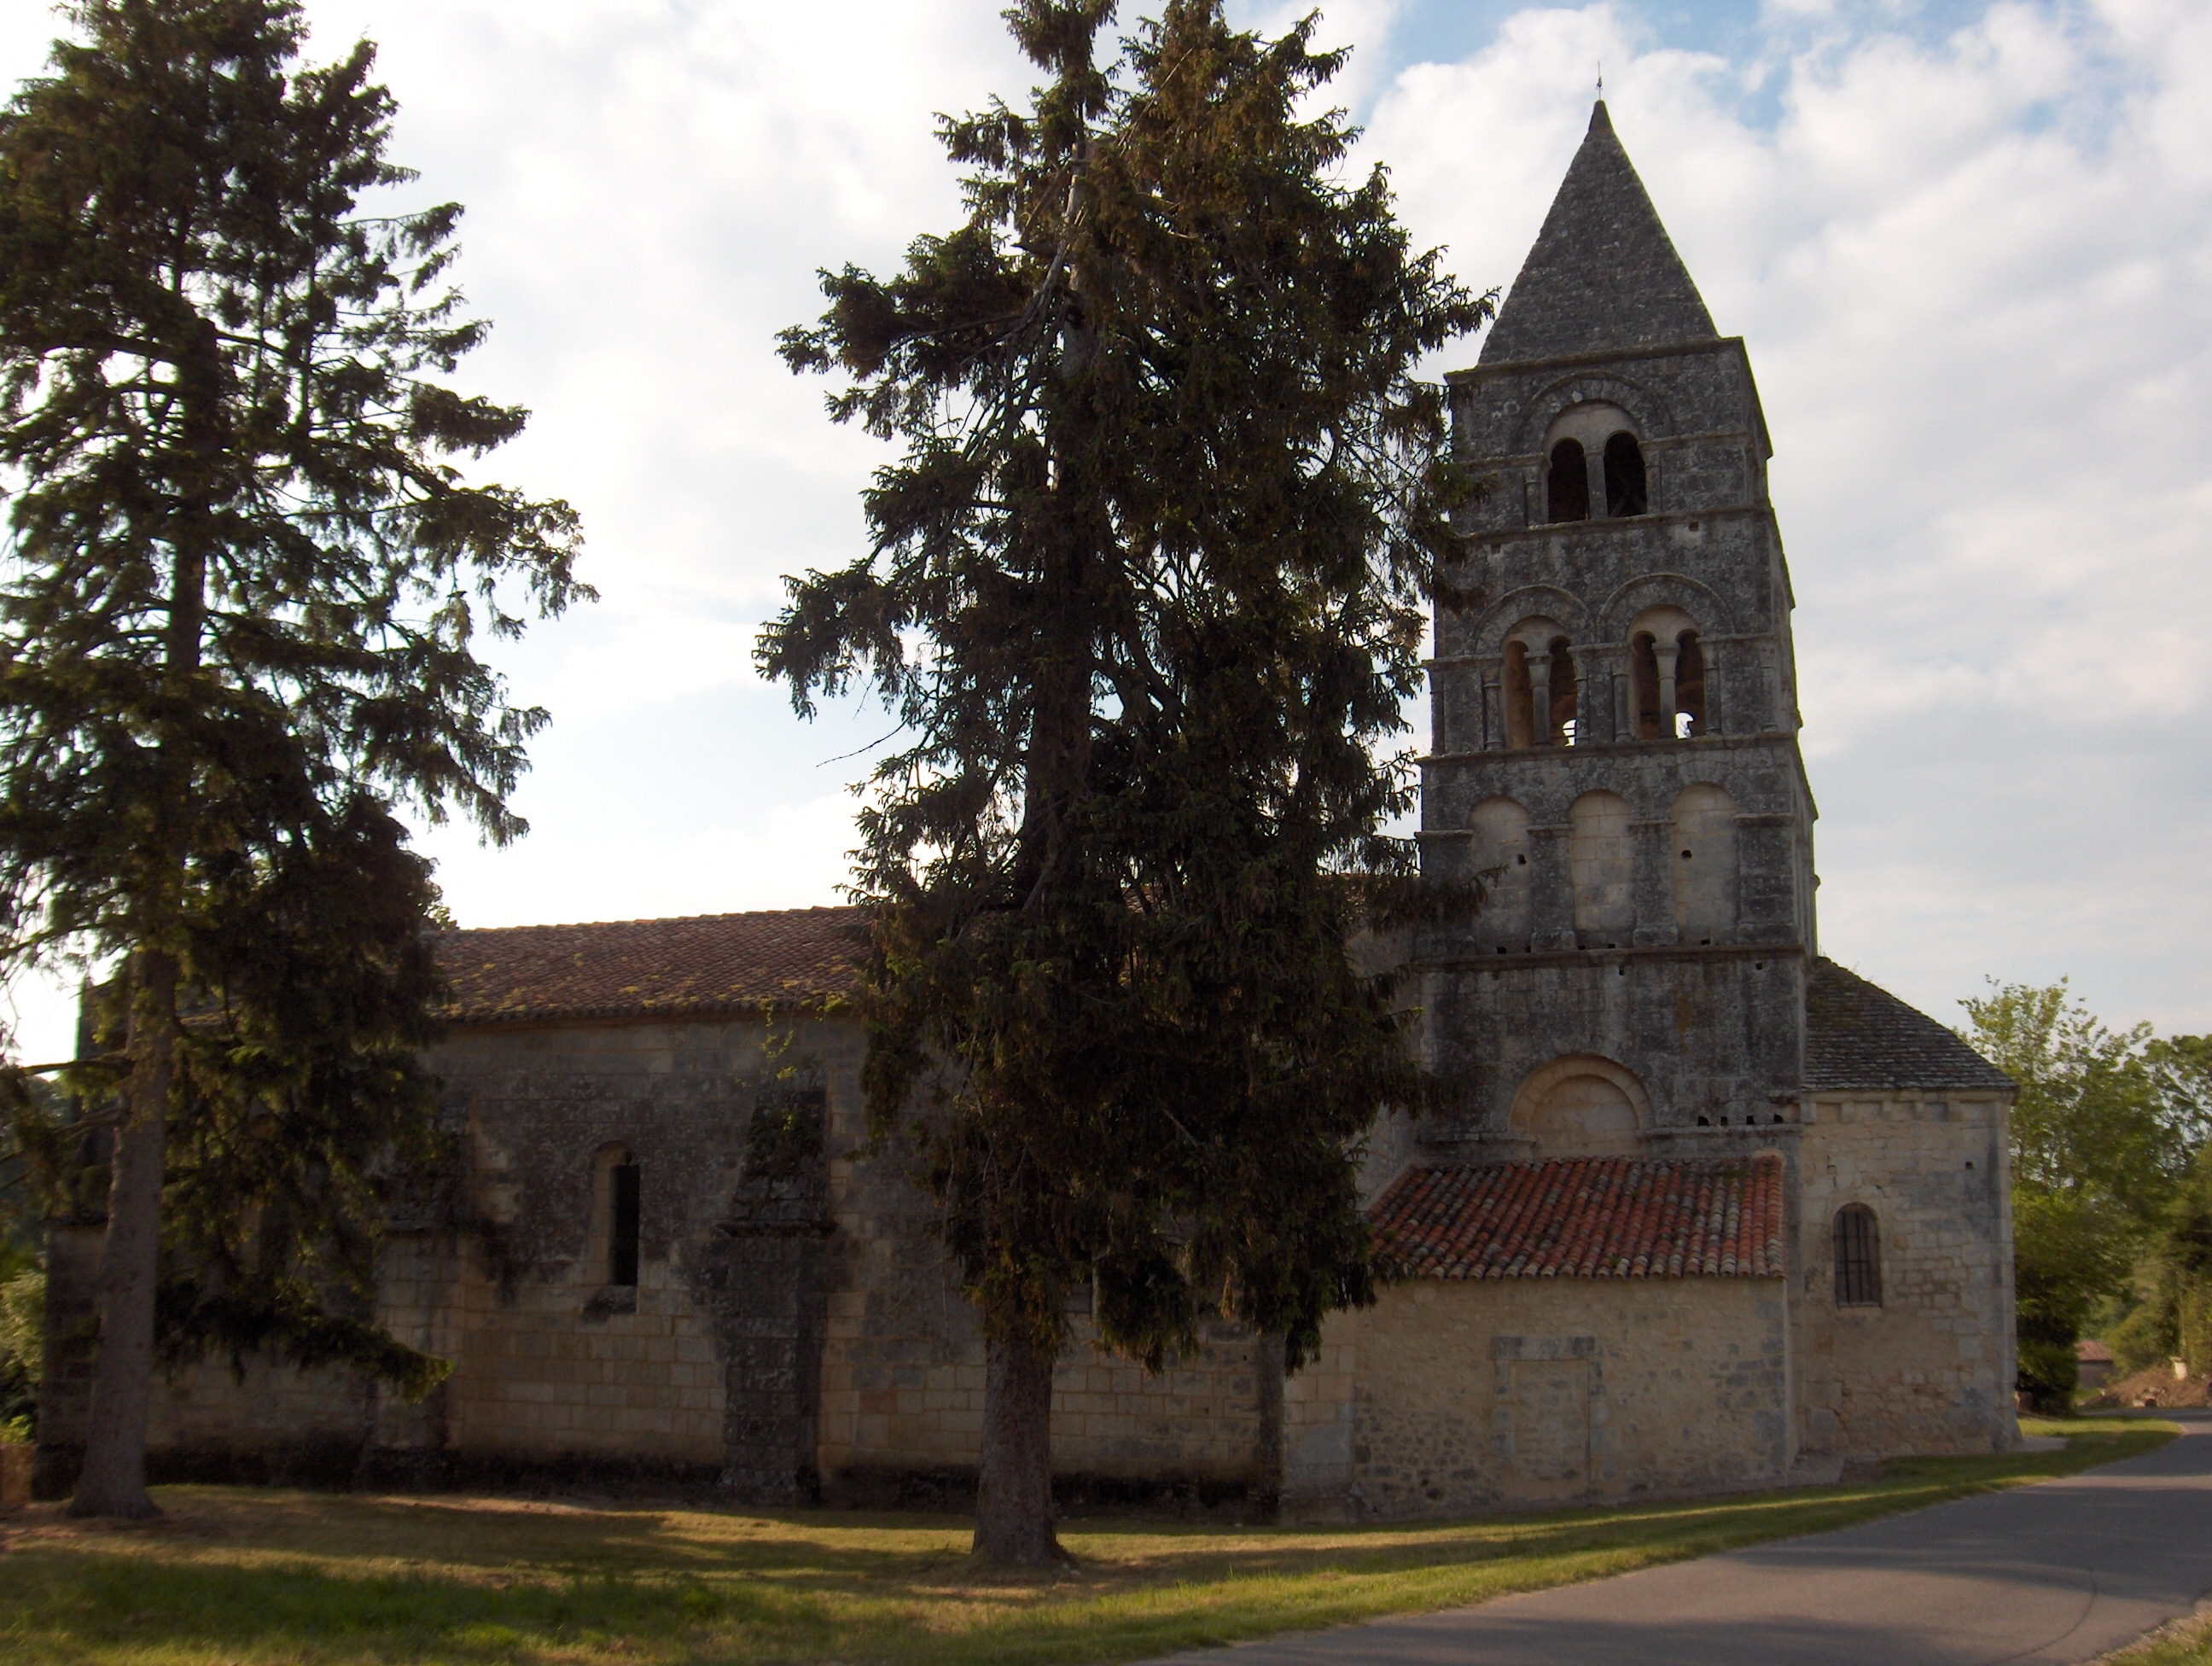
(1152, 1413), (2212, 1666)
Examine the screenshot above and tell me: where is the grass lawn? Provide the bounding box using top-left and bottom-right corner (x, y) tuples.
(0, 1417), (2174, 1666)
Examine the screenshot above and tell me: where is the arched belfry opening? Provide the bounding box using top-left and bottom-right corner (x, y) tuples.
(1545, 637), (1579, 744)
(1547, 438), (1590, 522)
(1544, 401), (1650, 523)
(1674, 630), (1707, 736)
(1500, 619), (1572, 749)
(1628, 606), (1706, 740)
(1604, 432), (1648, 516)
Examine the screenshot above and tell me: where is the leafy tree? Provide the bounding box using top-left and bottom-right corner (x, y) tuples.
(0, 0), (586, 1515)
(2098, 1045), (2212, 1380)
(763, 0), (1487, 1564)
(1962, 982), (2192, 1407)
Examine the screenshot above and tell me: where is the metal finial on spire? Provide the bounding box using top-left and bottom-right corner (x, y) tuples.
(1597, 61), (1604, 96)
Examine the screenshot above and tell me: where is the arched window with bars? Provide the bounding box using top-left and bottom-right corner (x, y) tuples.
(1834, 1204), (1882, 1307)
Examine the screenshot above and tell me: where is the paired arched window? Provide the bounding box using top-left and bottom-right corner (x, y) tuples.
(1629, 609), (1708, 740)
(1500, 620), (1577, 749)
(1834, 1204), (1881, 1307)
(1544, 404), (1650, 522)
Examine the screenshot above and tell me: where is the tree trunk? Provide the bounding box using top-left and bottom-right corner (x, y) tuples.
(972, 1328), (1067, 1566)
(68, 949), (179, 1518)
(69, 317), (216, 1518)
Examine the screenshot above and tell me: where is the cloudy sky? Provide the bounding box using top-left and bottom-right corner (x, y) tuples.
(2, 0), (2206, 1060)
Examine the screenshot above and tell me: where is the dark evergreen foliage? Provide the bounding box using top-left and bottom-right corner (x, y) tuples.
(763, 0), (1489, 1561)
(0, 0), (587, 1512)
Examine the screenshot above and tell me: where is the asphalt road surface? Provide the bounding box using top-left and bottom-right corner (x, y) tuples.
(1150, 1413), (2212, 1666)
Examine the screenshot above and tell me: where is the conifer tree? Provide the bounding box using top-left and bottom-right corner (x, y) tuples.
(765, 0), (1487, 1564)
(0, 0), (586, 1516)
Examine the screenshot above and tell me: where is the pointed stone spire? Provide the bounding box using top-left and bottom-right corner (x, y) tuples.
(1478, 102), (1717, 364)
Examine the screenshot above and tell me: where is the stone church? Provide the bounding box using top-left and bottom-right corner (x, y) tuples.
(39, 104), (2018, 1516)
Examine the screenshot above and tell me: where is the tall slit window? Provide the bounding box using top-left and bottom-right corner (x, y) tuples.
(1546, 637), (1579, 745)
(1675, 632), (1707, 737)
(609, 1160), (641, 1287)
(1834, 1204), (1881, 1307)
(1547, 439), (1590, 522)
(1502, 639), (1534, 749)
(1604, 432), (1648, 516)
(1631, 632), (1662, 739)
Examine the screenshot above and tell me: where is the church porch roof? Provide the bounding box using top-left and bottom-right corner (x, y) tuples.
(1804, 958), (2014, 1093)
(1368, 1154), (1786, 1281)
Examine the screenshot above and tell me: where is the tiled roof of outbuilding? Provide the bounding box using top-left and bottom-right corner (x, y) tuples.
(1368, 1156), (1786, 1281)
(1805, 958), (2013, 1092)
(432, 907), (867, 1025)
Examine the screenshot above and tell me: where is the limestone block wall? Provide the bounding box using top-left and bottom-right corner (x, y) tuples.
(410, 1013), (855, 1494)
(818, 1082), (1283, 1500)
(38, 1011), (859, 1499)
(1285, 1275), (1791, 1518)
(1795, 1092), (2016, 1460)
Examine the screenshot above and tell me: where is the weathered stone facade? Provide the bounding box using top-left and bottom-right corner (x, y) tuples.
(1284, 1276), (1794, 1519)
(37, 102), (2017, 1515)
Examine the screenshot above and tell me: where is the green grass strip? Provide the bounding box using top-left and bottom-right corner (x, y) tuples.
(0, 1416), (2173, 1666)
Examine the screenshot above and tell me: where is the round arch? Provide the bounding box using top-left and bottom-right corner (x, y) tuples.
(1509, 1055), (1652, 1160)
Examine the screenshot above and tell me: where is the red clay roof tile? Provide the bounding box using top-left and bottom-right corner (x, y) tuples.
(432, 907), (867, 1025)
(1367, 1155), (1786, 1281)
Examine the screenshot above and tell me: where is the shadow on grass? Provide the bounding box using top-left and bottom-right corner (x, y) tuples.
(0, 1418), (2175, 1666)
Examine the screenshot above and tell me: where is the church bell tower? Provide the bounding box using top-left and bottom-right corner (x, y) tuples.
(1420, 102), (1817, 1161)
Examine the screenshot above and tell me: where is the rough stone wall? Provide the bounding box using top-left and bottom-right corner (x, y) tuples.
(1795, 1092), (2016, 1459)
(1284, 1275), (1790, 1519)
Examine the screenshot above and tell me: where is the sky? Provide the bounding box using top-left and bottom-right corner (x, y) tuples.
(1, 0), (2207, 1061)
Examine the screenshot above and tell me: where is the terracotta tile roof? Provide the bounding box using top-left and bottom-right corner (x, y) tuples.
(431, 907), (867, 1026)
(1806, 958), (2013, 1093)
(1368, 1156), (1786, 1281)
(2075, 1338), (2114, 1365)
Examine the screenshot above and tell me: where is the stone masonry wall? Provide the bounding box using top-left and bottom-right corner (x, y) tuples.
(44, 1006), (1284, 1507)
(1795, 1092), (2016, 1460)
(38, 1012), (853, 1500)
(1284, 1274), (1790, 1519)
(819, 1060), (1282, 1504)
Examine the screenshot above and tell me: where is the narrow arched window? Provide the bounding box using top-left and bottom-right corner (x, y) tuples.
(1675, 631), (1707, 737)
(1630, 632), (1662, 739)
(1604, 432), (1648, 516)
(1834, 1205), (1881, 1307)
(609, 1161), (641, 1285)
(1545, 638), (1578, 745)
(1502, 640), (1534, 749)
(1547, 439), (1590, 522)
